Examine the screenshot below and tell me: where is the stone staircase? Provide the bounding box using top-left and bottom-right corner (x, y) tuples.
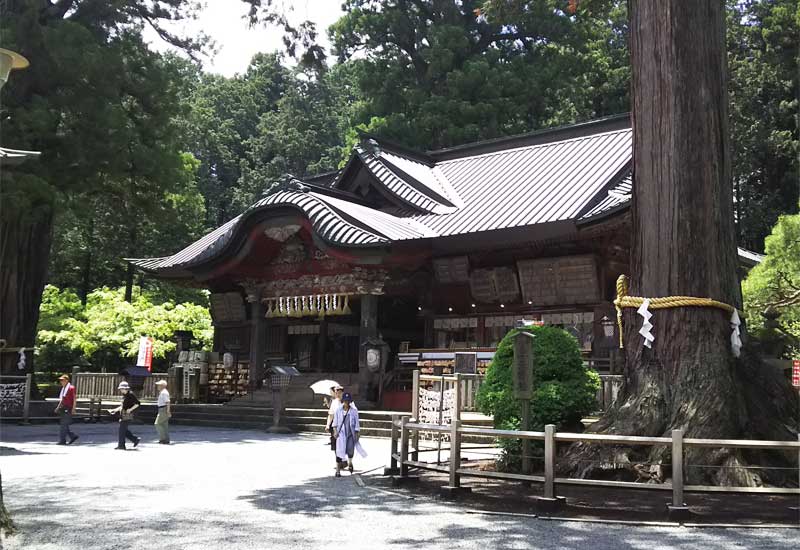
(74, 399), (495, 441)
(235, 372), (362, 409)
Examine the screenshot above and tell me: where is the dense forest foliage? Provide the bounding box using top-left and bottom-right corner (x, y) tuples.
(1, 0), (797, 371)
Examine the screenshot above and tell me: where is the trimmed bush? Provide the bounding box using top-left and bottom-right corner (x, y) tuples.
(476, 325), (600, 471)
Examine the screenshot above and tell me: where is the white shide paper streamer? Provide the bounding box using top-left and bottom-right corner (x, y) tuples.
(637, 298), (654, 349)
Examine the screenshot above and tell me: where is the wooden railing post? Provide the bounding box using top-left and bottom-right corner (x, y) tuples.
(445, 373), (464, 490)
(671, 429), (684, 507)
(385, 414), (401, 475)
(667, 428), (690, 520)
(411, 369), (420, 461)
(543, 424), (556, 499)
(448, 419), (461, 487)
(535, 423), (563, 512)
(399, 416), (410, 477)
(22, 373), (32, 424)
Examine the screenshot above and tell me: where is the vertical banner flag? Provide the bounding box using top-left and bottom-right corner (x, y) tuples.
(137, 337), (154, 371)
(792, 359), (799, 388)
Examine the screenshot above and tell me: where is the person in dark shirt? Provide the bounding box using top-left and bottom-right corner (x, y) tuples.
(107, 381), (141, 450)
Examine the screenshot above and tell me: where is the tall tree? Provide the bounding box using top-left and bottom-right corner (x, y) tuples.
(326, 0), (630, 149)
(0, 1), (202, 374)
(177, 53), (292, 227)
(727, 0), (799, 252)
(554, 0), (796, 485)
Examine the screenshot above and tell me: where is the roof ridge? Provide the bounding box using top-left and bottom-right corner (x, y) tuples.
(435, 127), (631, 165)
(430, 113), (631, 161)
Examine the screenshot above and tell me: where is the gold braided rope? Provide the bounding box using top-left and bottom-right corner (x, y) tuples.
(613, 275), (741, 349)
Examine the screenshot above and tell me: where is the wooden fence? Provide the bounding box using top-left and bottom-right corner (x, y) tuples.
(74, 373), (174, 401)
(387, 415), (800, 508)
(0, 374), (32, 422)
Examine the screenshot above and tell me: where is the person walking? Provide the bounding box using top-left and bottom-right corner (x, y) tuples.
(154, 379), (171, 444)
(107, 381), (141, 450)
(55, 374), (79, 445)
(325, 385), (343, 454)
(333, 392), (360, 477)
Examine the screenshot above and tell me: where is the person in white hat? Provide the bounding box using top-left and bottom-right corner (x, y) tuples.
(154, 379), (171, 444)
(107, 381), (140, 450)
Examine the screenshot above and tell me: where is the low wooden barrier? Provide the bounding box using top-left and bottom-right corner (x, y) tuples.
(387, 414), (800, 509)
(74, 373), (174, 401)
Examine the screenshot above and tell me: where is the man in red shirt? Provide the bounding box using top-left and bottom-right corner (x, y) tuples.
(55, 374), (79, 445)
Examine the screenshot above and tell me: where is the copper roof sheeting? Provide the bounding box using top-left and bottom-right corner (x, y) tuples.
(356, 147), (455, 214)
(412, 128), (632, 236)
(579, 172), (633, 221)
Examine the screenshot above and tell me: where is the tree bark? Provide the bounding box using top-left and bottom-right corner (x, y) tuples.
(0, 202), (54, 375)
(563, 0), (798, 486)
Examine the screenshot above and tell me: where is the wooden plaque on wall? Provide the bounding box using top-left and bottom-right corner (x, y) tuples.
(469, 266), (520, 303)
(433, 256), (470, 283)
(517, 255), (600, 306)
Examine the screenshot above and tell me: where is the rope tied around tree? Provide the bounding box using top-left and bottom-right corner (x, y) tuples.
(613, 275), (743, 356)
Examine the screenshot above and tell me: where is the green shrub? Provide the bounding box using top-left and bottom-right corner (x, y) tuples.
(476, 325), (600, 471)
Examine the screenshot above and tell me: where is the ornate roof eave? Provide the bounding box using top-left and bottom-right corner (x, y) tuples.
(128, 178), (409, 277)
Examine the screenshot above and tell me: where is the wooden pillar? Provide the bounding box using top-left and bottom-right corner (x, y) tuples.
(316, 319), (328, 372)
(247, 293), (266, 393)
(359, 294), (378, 401)
(423, 311), (434, 348)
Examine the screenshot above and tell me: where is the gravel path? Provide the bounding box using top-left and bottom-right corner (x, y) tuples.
(1, 424), (797, 549)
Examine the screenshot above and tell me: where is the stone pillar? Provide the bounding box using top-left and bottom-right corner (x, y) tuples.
(359, 294), (379, 402)
(246, 292), (266, 393)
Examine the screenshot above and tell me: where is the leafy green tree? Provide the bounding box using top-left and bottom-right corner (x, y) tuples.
(327, 0), (630, 149)
(177, 53), (293, 226)
(0, 1), (206, 374)
(727, 0), (799, 252)
(235, 63), (362, 206)
(36, 285), (213, 372)
(742, 209), (800, 356)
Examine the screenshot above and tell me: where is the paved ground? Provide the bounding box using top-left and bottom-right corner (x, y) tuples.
(1, 423), (797, 550)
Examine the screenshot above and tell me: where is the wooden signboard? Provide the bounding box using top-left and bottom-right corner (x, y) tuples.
(433, 256), (470, 283)
(469, 266), (520, 303)
(517, 255), (600, 306)
(512, 332), (535, 400)
(454, 352), (477, 375)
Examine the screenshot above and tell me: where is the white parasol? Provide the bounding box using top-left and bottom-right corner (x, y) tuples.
(309, 379), (341, 396)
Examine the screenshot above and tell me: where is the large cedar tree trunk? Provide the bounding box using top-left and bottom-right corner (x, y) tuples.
(0, 202), (54, 375)
(564, 0), (797, 486)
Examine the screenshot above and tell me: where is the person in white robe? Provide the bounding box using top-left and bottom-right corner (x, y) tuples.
(333, 392), (360, 476)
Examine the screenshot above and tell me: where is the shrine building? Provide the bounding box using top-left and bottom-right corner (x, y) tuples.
(130, 114), (761, 408)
